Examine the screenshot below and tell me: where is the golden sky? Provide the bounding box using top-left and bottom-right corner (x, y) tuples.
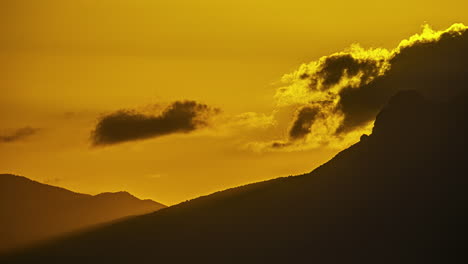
(1, 0), (467, 205)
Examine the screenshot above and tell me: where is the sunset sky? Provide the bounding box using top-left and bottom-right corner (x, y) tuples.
(1, 0), (467, 205)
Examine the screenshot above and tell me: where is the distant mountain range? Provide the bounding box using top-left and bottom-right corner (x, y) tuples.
(0, 174), (165, 253)
(3, 90), (468, 263)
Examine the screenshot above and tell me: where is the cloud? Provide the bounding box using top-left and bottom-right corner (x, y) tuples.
(0, 127), (40, 143)
(185, 111), (277, 143)
(91, 101), (220, 146)
(223, 112), (277, 131)
(289, 106), (320, 140)
(264, 23), (468, 150)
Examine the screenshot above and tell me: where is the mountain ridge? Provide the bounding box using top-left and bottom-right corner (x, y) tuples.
(3, 89), (468, 263)
(0, 173), (166, 253)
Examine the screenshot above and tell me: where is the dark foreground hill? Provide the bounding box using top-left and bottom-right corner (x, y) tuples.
(0, 174), (165, 253)
(3, 90), (468, 263)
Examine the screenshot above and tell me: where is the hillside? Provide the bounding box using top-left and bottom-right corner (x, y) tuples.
(0, 174), (165, 252)
(3, 90), (468, 263)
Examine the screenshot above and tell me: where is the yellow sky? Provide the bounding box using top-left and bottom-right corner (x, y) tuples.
(1, 0), (467, 205)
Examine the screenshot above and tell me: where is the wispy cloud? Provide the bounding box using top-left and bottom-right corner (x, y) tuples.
(0, 127), (40, 143)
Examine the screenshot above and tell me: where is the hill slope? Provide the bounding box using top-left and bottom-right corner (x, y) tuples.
(4, 90), (468, 263)
(0, 174), (165, 252)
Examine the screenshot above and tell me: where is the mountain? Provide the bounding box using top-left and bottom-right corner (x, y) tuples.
(0, 174), (165, 253)
(3, 90), (468, 263)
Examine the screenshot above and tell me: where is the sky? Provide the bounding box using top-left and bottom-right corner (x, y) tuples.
(1, 0), (467, 205)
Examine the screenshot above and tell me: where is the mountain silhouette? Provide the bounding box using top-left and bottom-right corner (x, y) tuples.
(0, 174), (165, 253)
(3, 90), (468, 263)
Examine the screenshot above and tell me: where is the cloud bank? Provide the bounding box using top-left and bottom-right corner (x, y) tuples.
(91, 101), (219, 146)
(0, 127), (40, 143)
(263, 23), (468, 150)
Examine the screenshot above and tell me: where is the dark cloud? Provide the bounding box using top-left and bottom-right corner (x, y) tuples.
(91, 101), (219, 146)
(271, 141), (291, 148)
(336, 28), (468, 133)
(0, 127), (40, 143)
(275, 24), (468, 148)
(289, 106), (319, 140)
(315, 54), (382, 89)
